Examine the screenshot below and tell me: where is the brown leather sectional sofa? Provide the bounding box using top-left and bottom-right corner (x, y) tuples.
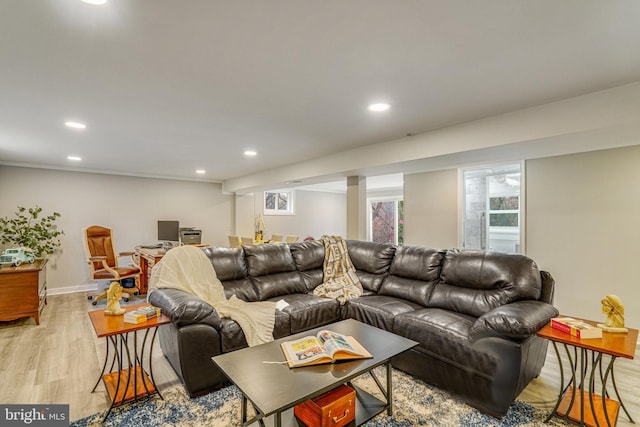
(148, 240), (558, 417)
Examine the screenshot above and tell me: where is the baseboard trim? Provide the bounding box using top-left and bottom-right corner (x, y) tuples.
(48, 283), (99, 295)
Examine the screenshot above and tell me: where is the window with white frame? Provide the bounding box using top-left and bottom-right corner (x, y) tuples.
(461, 163), (523, 254)
(263, 190), (295, 215)
(368, 197), (404, 245)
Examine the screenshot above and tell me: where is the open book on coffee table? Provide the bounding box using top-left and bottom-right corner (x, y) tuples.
(281, 329), (372, 368)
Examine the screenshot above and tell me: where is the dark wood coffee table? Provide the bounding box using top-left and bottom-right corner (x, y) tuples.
(212, 318), (418, 427)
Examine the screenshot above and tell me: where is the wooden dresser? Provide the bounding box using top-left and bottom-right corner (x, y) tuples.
(0, 259), (48, 325)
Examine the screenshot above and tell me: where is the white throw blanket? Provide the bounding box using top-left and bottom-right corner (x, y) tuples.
(148, 245), (276, 347)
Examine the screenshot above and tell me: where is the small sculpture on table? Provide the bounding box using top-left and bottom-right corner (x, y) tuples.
(597, 294), (628, 333)
(104, 281), (126, 316)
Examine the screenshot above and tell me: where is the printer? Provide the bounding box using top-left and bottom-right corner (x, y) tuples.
(179, 228), (202, 245)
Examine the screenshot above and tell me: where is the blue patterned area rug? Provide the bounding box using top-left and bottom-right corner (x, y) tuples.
(71, 368), (569, 426)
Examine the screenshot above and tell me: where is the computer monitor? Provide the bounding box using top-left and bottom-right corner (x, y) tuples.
(157, 220), (180, 242)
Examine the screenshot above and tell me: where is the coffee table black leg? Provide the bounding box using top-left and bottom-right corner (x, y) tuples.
(387, 361), (393, 416)
(242, 395), (247, 424)
(241, 394), (268, 427)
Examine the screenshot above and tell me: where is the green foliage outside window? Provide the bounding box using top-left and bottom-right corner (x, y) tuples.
(490, 213), (519, 227)
(489, 196), (518, 210)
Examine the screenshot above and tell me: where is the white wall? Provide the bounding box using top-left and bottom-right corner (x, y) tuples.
(404, 169), (458, 249)
(247, 190), (346, 241)
(0, 166), (233, 293)
(402, 146), (640, 329)
(234, 193), (255, 241)
(526, 146), (640, 329)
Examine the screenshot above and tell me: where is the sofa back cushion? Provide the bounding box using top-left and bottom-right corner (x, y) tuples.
(289, 240), (325, 291)
(346, 240), (396, 292)
(379, 246), (444, 306)
(428, 250), (542, 317)
(244, 244), (307, 300)
(201, 246), (258, 302)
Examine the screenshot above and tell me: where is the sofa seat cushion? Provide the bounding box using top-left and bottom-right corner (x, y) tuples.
(344, 295), (423, 332)
(219, 309), (290, 353)
(393, 308), (497, 377)
(269, 294), (341, 334)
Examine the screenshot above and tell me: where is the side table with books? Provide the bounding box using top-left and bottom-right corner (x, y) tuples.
(537, 315), (638, 427)
(88, 302), (170, 422)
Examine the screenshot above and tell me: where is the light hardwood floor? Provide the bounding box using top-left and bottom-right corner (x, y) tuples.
(1, 293), (638, 424)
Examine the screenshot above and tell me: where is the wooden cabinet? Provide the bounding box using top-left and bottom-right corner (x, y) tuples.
(0, 259), (48, 325)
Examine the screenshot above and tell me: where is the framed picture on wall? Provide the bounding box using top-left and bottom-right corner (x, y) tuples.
(264, 190), (295, 215)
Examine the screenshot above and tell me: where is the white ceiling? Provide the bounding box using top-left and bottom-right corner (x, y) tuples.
(1, 1), (640, 189)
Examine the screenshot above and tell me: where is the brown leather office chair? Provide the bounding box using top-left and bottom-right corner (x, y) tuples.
(83, 225), (141, 305)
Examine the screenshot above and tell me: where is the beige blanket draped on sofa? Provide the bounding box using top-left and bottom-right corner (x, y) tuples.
(148, 245), (276, 347)
(313, 235), (363, 304)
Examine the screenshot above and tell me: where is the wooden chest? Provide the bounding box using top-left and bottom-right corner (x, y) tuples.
(294, 384), (356, 427)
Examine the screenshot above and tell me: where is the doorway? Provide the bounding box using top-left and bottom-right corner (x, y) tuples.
(461, 163), (522, 253)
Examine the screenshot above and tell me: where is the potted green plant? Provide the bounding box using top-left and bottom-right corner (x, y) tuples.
(0, 206), (64, 258)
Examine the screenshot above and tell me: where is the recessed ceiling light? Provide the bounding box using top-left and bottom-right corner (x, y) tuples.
(368, 103), (390, 112)
(244, 150), (257, 156)
(196, 169), (206, 174)
(67, 156), (82, 161)
(81, 0), (108, 5)
(65, 121), (86, 129)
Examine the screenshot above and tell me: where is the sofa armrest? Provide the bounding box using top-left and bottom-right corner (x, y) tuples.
(148, 288), (222, 329)
(470, 300), (559, 341)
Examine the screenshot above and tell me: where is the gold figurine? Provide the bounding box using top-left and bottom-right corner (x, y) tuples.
(104, 281), (126, 315)
(597, 294), (628, 333)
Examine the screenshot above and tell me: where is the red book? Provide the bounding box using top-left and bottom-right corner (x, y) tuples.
(551, 317), (602, 339)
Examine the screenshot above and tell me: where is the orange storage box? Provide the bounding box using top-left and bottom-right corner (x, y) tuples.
(294, 384), (356, 427)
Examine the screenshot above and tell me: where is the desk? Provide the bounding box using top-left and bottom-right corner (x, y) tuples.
(137, 245), (210, 293)
(537, 317), (638, 427)
(0, 259), (47, 325)
(89, 302), (170, 422)
(136, 248), (165, 294)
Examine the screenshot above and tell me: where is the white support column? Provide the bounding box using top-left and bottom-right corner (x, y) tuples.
(346, 175), (366, 240)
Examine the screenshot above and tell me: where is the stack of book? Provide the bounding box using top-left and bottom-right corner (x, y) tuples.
(551, 317), (602, 339)
(124, 305), (161, 324)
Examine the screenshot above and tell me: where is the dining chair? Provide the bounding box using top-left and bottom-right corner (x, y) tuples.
(228, 235), (241, 248)
(241, 236), (256, 246)
(270, 234), (284, 243)
(285, 235), (299, 243)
